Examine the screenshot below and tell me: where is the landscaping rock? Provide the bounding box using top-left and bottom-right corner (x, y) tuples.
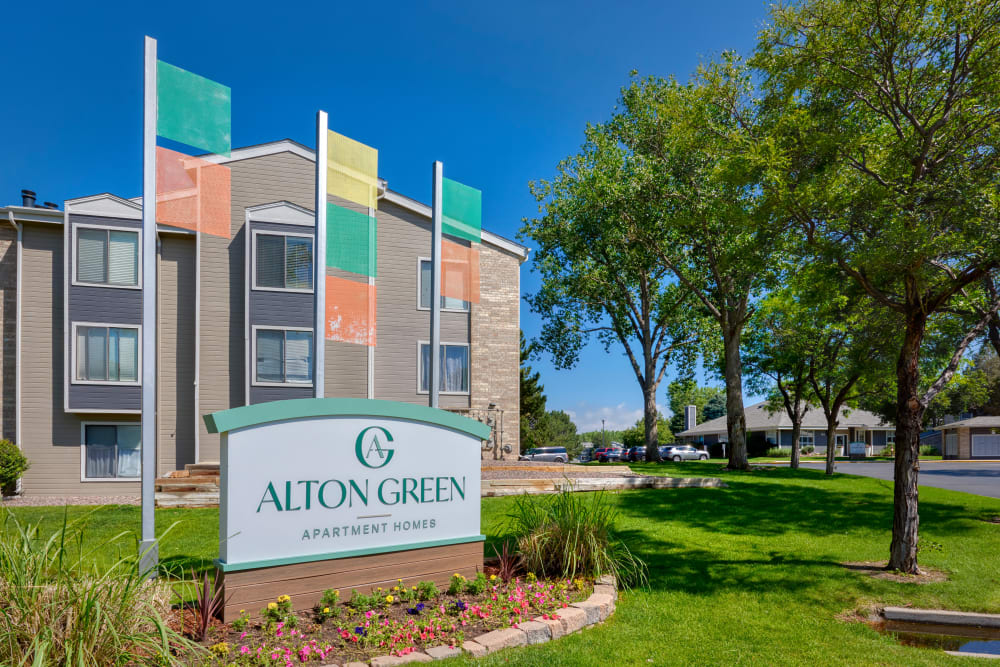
(424, 645), (463, 660)
(571, 600), (602, 625)
(593, 584), (617, 601)
(535, 615), (566, 639)
(343, 662), (367, 667)
(588, 593), (616, 620)
(596, 574), (616, 588)
(474, 627), (528, 652)
(556, 606), (589, 634)
(461, 641), (489, 657)
(517, 620), (551, 644)
(398, 653), (433, 663)
(370, 657), (404, 666)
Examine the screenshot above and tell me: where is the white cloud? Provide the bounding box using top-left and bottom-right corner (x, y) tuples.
(562, 400), (667, 433)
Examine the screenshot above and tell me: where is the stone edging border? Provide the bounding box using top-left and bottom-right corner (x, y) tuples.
(330, 574), (618, 666)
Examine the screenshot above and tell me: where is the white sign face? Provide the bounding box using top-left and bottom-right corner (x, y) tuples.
(848, 442), (867, 455)
(219, 415), (482, 567)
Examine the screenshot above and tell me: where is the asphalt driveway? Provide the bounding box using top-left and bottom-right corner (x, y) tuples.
(787, 460), (1000, 499)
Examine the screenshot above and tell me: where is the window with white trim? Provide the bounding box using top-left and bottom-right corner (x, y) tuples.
(418, 259), (469, 311)
(419, 342), (469, 393)
(74, 325), (140, 383)
(254, 232), (313, 291)
(255, 328), (314, 385)
(83, 424), (140, 479)
(885, 432), (896, 445)
(76, 227), (139, 287)
(799, 432), (815, 447)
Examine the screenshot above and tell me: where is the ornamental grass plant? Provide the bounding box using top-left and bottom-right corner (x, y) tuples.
(0, 508), (200, 666)
(506, 490), (647, 588)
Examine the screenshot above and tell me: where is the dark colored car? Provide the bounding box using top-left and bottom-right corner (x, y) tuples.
(594, 446), (625, 462)
(625, 446), (647, 462)
(659, 445), (709, 461)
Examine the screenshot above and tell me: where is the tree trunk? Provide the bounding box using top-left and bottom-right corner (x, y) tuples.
(789, 419), (801, 470)
(723, 326), (749, 470)
(889, 312), (926, 574)
(825, 419), (837, 476)
(643, 379), (662, 462)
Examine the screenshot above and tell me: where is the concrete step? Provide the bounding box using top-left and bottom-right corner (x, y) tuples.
(155, 491), (220, 508)
(185, 462), (220, 474)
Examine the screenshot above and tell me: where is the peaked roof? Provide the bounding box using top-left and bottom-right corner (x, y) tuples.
(677, 400), (892, 437)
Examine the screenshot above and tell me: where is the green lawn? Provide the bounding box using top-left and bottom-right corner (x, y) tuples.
(5, 464), (1000, 665)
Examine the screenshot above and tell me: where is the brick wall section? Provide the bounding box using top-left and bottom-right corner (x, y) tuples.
(470, 243), (520, 456)
(0, 224), (15, 442)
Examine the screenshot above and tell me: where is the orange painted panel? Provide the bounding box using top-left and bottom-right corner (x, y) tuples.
(156, 146), (231, 238)
(441, 239), (480, 304)
(325, 276), (376, 346)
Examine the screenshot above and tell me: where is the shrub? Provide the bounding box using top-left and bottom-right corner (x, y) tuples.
(261, 594), (295, 627)
(416, 580), (439, 601)
(920, 444), (941, 456)
(0, 440), (29, 496)
(800, 445), (815, 454)
(765, 447), (792, 458)
(506, 490), (647, 588)
(315, 589), (340, 622)
(0, 508), (199, 665)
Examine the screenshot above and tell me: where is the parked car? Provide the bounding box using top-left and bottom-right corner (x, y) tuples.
(659, 445), (709, 461)
(594, 446), (625, 462)
(625, 446), (647, 462)
(578, 447), (595, 463)
(519, 446), (568, 463)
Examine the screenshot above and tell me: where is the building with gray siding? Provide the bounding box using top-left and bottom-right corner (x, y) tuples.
(1, 140), (528, 497)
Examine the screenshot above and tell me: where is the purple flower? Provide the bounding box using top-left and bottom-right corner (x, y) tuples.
(354, 626), (367, 637)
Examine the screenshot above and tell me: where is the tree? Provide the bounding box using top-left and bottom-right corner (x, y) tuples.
(618, 57), (788, 470)
(622, 414), (674, 449)
(757, 0), (1000, 572)
(523, 101), (706, 462)
(666, 379), (725, 434)
(527, 410), (580, 459)
(520, 331), (548, 447)
(744, 291), (813, 470)
(703, 394), (727, 422)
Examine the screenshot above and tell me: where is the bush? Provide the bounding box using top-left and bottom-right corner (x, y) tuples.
(0, 440), (29, 496)
(506, 490), (647, 588)
(0, 509), (199, 665)
(800, 445), (815, 454)
(765, 447), (792, 458)
(920, 444), (941, 456)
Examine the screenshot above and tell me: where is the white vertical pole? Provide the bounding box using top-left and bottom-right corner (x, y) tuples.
(367, 203), (375, 400)
(140, 35), (158, 575)
(314, 111), (328, 398)
(430, 161), (443, 409)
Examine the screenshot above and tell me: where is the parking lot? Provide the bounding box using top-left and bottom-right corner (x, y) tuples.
(789, 460), (1000, 499)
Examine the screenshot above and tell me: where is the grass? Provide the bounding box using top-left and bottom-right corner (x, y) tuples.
(4, 465), (1000, 665)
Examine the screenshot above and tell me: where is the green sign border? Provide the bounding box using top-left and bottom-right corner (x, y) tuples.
(215, 534), (486, 572)
(204, 397), (492, 441)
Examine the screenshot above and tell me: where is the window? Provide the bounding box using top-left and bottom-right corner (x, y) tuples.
(885, 432), (896, 445)
(83, 424), (140, 480)
(418, 259), (469, 311)
(74, 324), (140, 383)
(254, 232), (313, 291)
(799, 432), (815, 447)
(418, 342), (469, 394)
(76, 227), (139, 287)
(254, 327), (313, 385)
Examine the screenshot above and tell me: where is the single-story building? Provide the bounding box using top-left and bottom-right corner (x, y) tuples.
(935, 416), (1000, 459)
(677, 400), (895, 455)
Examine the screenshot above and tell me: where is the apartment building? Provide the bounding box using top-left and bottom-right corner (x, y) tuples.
(0, 140), (527, 497)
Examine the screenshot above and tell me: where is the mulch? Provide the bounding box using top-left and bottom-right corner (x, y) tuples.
(841, 561), (949, 584)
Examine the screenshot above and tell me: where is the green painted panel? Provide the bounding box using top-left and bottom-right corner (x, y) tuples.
(326, 203), (376, 277)
(442, 177), (482, 242)
(157, 60), (231, 157)
(215, 535), (485, 572)
(204, 397), (492, 440)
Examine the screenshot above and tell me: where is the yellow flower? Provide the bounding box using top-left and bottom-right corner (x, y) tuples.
(267, 602), (278, 610)
(453, 573), (460, 577)
(490, 574), (497, 581)
(239, 609), (245, 614)
(323, 607), (330, 613)
(393, 586), (399, 591)
(412, 586), (417, 590)
(386, 595), (394, 603)
(277, 594), (290, 603)
(397, 578), (403, 583)
(377, 587), (383, 592)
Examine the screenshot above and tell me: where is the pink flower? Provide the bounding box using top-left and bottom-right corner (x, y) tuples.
(240, 645), (250, 655)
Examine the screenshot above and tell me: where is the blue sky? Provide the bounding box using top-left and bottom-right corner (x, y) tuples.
(1, 0), (771, 431)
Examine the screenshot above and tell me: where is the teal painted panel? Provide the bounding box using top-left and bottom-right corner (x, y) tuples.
(157, 60), (231, 157)
(442, 178), (481, 242)
(326, 203), (376, 277)
(215, 534), (486, 572)
(204, 397), (492, 441)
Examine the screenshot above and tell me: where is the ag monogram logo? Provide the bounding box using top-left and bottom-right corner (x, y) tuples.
(355, 426), (395, 468)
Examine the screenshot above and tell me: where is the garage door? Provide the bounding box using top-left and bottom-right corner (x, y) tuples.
(971, 434), (1000, 458)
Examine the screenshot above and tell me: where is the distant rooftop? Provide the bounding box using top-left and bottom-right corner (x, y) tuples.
(677, 400), (891, 437)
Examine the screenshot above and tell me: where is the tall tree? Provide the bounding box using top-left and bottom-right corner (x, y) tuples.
(520, 331), (548, 447)
(618, 57), (787, 470)
(757, 0), (1000, 572)
(666, 379), (725, 434)
(522, 108), (705, 461)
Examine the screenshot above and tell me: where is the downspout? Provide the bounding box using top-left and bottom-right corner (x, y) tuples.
(194, 231), (201, 463)
(6, 211), (22, 491)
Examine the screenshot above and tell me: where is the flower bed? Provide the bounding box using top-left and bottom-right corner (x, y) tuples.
(185, 573), (593, 665)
